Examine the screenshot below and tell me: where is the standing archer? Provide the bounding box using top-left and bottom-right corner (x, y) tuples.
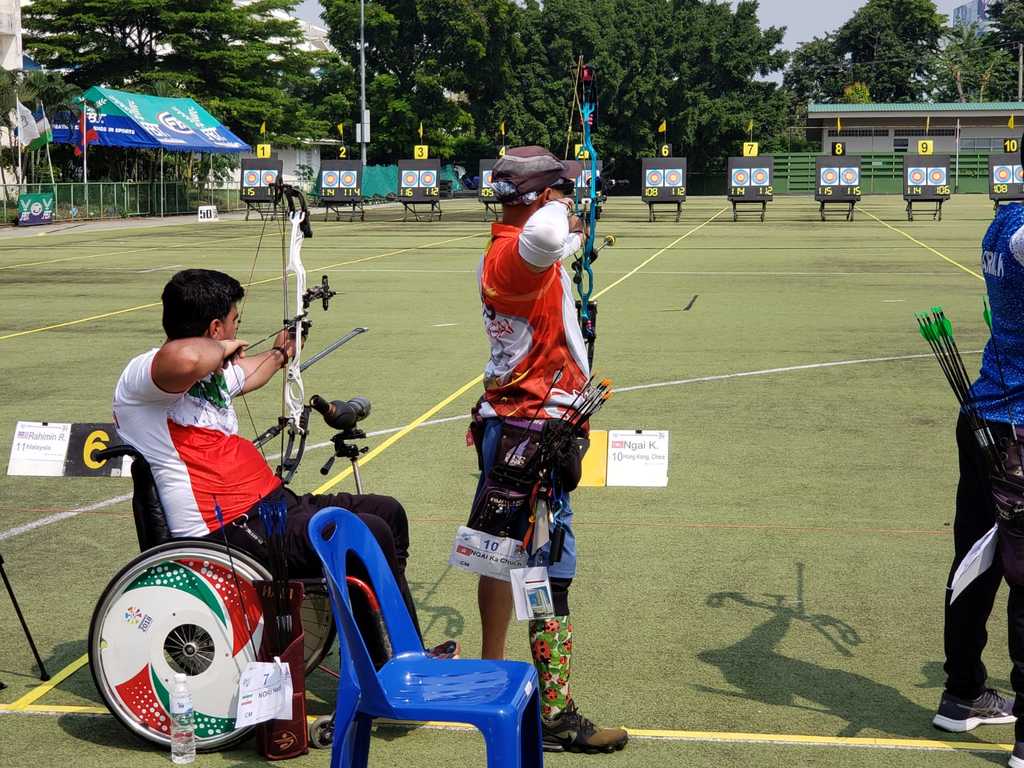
(468, 146), (628, 754)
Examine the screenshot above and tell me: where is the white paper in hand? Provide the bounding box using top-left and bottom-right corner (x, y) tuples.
(235, 657), (293, 727)
(949, 524), (999, 604)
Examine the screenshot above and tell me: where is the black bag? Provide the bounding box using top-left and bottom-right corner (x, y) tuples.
(468, 419), (545, 538)
(993, 439), (1024, 585)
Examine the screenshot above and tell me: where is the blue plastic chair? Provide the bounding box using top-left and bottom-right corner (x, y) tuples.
(308, 507), (544, 768)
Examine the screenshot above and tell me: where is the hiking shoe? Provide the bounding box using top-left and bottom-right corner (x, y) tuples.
(932, 688), (1015, 732)
(1011, 741), (1024, 768)
(425, 639), (460, 660)
(542, 701), (628, 753)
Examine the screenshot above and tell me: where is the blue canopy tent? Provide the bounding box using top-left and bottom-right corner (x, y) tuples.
(52, 86), (249, 215)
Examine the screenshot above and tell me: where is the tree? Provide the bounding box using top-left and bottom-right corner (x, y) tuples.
(931, 22), (1012, 102)
(783, 35), (848, 104)
(833, 0), (945, 101)
(842, 82), (872, 103)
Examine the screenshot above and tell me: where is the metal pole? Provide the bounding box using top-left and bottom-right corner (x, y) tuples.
(955, 118), (960, 193)
(1018, 43), (1022, 101)
(160, 149), (164, 218)
(360, 0), (368, 163)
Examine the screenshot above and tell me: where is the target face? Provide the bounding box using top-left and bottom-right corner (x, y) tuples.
(261, 170), (278, 186)
(731, 168), (750, 186)
(321, 171), (340, 188)
(577, 170), (594, 187)
(482, 170), (493, 188)
(242, 170), (260, 188)
(819, 167), (840, 186)
(840, 167), (860, 186)
(98, 557), (264, 741)
(646, 169), (665, 187)
(401, 170), (420, 188)
(751, 168), (770, 187)
(1016, 166), (1024, 183)
(907, 167), (927, 185)
(664, 168), (684, 187)
(339, 171), (358, 189)
(994, 165), (1012, 183)
(419, 170), (437, 187)
(928, 167), (947, 186)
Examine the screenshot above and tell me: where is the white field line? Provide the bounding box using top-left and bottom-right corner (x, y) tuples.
(0, 350), (972, 542)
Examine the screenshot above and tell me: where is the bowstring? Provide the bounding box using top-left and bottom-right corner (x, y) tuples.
(563, 56), (584, 161)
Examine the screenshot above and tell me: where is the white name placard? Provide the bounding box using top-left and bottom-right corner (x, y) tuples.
(7, 421), (71, 476)
(606, 429), (669, 487)
(449, 526), (529, 582)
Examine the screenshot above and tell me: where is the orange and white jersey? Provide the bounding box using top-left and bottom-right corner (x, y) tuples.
(113, 349), (281, 538)
(478, 202), (590, 419)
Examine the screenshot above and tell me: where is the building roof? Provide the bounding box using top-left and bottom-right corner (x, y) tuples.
(809, 102), (1024, 114)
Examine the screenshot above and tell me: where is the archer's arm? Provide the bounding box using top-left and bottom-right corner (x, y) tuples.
(234, 328), (296, 394)
(152, 337), (248, 394)
(519, 200), (583, 271)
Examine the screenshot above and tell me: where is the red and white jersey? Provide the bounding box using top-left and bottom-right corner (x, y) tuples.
(478, 205), (591, 419)
(112, 349), (281, 538)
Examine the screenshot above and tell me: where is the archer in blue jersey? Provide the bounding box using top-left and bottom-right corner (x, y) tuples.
(974, 203), (1024, 425)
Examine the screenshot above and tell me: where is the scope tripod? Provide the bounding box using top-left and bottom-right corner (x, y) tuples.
(1, 552), (50, 686)
(319, 428), (368, 493)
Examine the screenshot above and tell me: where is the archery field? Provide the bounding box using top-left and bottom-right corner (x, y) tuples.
(0, 193), (1014, 768)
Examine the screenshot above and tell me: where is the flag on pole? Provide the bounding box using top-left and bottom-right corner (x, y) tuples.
(1010, 115), (1016, 130)
(13, 101), (39, 147)
(418, 121), (424, 141)
(260, 121), (267, 136)
(28, 104), (51, 151)
(336, 122), (344, 139)
(836, 116), (842, 132)
(746, 118), (754, 134)
(500, 121), (505, 136)
(73, 107), (98, 157)
(658, 119), (667, 134)
(925, 115), (931, 133)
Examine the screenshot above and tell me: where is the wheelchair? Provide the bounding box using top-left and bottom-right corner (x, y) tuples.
(87, 445), (338, 751)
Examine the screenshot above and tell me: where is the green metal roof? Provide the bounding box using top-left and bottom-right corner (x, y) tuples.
(809, 102), (1024, 113)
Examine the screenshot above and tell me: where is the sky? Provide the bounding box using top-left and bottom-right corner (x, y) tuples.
(293, 0), (965, 49)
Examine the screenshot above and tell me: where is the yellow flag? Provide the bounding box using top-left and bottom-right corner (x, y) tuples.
(1010, 115), (1016, 129)
(259, 121), (266, 136)
(418, 122), (423, 141)
(836, 116), (842, 132)
(746, 118), (754, 134)
(657, 119), (667, 134)
(500, 121), (505, 135)
(336, 122), (344, 138)
(925, 115), (931, 133)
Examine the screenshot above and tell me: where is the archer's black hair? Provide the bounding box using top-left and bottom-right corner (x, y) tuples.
(161, 269), (244, 340)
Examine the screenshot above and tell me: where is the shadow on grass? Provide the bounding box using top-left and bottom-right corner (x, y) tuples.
(697, 562), (987, 741)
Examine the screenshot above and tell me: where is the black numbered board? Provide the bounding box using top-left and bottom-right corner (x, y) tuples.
(641, 157), (687, 203)
(989, 153), (1024, 202)
(574, 160), (603, 203)
(815, 156), (862, 202)
(903, 154), (951, 201)
(240, 158), (283, 203)
(727, 157), (774, 201)
(479, 159), (497, 203)
(319, 160), (363, 203)
(398, 159), (441, 203)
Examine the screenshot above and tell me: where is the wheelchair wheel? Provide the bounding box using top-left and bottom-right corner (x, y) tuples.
(299, 579), (335, 671)
(89, 541), (335, 751)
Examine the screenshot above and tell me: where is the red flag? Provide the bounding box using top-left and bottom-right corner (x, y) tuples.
(73, 108), (98, 157)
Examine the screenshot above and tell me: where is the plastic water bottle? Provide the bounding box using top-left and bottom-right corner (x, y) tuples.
(169, 672), (196, 764)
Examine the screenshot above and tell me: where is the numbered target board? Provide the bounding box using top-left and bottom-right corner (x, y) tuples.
(641, 157), (687, 202)
(815, 156), (862, 202)
(240, 158), (282, 204)
(397, 159), (441, 203)
(318, 160), (363, 202)
(903, 154), (951, 202)
(575, 161), (603, 204)
(727, 157), (773, 202)
(989, 152), (1024, 203)
(479, 159), (497, 203)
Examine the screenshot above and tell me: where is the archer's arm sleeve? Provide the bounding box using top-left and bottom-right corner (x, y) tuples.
(224, 361), (246, 396)
(519, 202), (583, 268)
(1010, 222), (1024, 267)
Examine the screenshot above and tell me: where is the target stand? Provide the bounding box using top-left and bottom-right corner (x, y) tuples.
(815, 157), (861, 221)
(479, 160), (501, 221)
(903, 154), (951, 222)
(319, 161), (365, 221)
(727, 157), (773, 222)
(398, 160), (442, 222)
(240, 159), (283, 222)
(988, 152), (1024, 212)
(641, 158), (686, 222)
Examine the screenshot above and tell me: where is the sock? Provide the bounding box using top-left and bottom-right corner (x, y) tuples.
(529, 615), (573, 720)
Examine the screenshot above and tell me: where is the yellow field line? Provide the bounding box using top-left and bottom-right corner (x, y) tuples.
(0, 232), (255, 271)
(313, 209), (725, 493)
(860, 208), (984, 282)
(0, 704), (1012, 754)
(0, 232), (485, 342)
(7, 654), (89, 711)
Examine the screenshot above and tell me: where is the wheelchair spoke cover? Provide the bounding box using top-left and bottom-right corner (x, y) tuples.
(90, 542), (269, 750)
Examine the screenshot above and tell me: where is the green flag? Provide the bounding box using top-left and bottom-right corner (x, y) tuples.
(27, 104), (52, 151)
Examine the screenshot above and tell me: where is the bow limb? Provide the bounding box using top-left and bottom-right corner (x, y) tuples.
(284, 207), (307, 429)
